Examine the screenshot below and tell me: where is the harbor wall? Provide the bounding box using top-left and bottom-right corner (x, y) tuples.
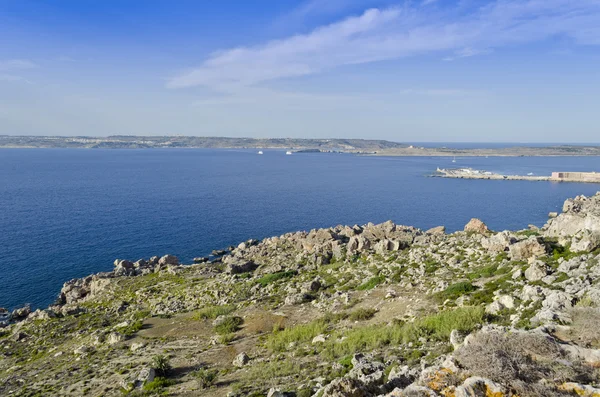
(551, 172), (600, 183)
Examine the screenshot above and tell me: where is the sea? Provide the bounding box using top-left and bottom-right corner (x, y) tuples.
(1, 148), (599, 310)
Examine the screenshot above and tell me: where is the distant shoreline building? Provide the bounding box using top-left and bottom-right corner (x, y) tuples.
(551, 172), (600, 183)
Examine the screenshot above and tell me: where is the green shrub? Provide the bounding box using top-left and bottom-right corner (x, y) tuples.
(194, 368), (219, 389)
(151, 355), (171, 376)
(192, 305), (235, 320)
(267, 320), (328, 351)
(118, 320), (144, 337)
(256, 271), (297, 287)
(467, 265), (498, 280)
(435, 282), (477, 302)
(218, 333), (235, 344)
(142, 377), (175, 392)
(357, 276), (385, 291)
(348, 308), (377, 321)
(214, 316), (244, 335)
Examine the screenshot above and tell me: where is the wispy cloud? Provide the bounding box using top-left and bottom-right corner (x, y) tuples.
(443, 47), (492, 61)
(0, 59), (37, 72)
(0, 59), (37, 84)
(168, 0), (600, 91)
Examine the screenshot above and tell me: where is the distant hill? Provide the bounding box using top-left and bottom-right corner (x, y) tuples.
(0, 135), (406, 151)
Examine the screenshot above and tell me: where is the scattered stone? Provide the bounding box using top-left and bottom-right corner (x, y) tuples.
(312, 334), (327, 344)
(233, 352), (250, 368)
(525, 261), (549, 281)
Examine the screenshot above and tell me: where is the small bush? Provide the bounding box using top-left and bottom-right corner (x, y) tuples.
(357, 276), (385, 291)
(454, 330), (592, 397)
(214, 316), (244, 335)
(467, 264), (498, 280)
(151, 355), (171, 376)
(218, 333), (235, 345)
(569, 307), (600, 348)
(118, 320), (144, 337)
(256, 271), (297, 287)
(194, 368), (219, 389)
(193, 305), (235, 320)
(435, 282), (477, 302)
(348, 308), (377, 321)
(142, 377), (175, 392)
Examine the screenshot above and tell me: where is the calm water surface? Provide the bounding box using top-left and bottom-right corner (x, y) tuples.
(1, 149), (599, 309)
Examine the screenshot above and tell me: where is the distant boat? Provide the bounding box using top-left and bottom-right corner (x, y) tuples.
(452, 156), (456, 163)
(286, 151), (292, 155)
(527, 172), (534, 176)
(257, 151), (263, 155)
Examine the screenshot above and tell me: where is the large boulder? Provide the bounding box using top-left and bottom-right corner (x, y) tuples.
(509, 236), (546, 260)
(225, 259), (257, 274)
(464, 218), (489, 234)
(570, 230), (600, 252)
(544, 194), (600, 238)
(158, 255), (179, 266)
(525, 261), (549, 281)
(481, 231), (516, 253)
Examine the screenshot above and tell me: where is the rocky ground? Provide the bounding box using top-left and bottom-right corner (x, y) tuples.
(2, 193), (600, 396)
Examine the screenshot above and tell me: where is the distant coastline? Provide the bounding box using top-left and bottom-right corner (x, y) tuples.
(2, 135), (600, 157)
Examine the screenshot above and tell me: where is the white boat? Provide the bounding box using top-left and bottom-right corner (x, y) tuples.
(286, 151), (292, 155)
(257, 151), (263, 155)
(527, 172), (534, 176)
(452, 156), (456, 163)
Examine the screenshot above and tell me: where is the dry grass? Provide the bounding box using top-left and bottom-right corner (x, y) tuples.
(455, 330), (598, 396)
(569, 307), (600, 348)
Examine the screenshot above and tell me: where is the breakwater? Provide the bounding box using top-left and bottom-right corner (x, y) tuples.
(435, 168), (600, 183)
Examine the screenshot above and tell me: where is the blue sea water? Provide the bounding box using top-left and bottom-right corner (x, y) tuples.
(1, 149), (599, 310)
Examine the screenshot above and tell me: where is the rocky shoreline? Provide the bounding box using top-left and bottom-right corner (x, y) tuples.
(2, 193), (600, 396)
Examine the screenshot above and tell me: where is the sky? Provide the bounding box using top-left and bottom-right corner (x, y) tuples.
(1, 0), (600, 142)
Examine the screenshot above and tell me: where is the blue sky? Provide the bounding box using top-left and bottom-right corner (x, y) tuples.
(1, 0), (600, 142)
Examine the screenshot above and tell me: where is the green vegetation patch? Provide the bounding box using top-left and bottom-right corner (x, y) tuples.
(214, 316), (244, 335)
(267, 319), (328, 351)
(435, 282), (477, 302)
(256, 271), (297, 287)
(348, 308), (377, 322)
(357, 276), (385, 291)
(194, 368), (219, 389)
(142, 377), (175, 393)
(321, 306), (485, 359)
(192, 305), (235, 320)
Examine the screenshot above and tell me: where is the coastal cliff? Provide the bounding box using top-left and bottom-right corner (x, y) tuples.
(2, 194), (600, 396)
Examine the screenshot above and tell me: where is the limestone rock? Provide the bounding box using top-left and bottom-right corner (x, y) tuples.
(571, 230), (600, 252)
(11, 305), (31, 320)
(464, 218), (489, 234)
(455, 376), (506, 397)
(525, 261), (549, 282)
(426, 226), (446, 235)
(481, 231), (516, 253)
(509, 236), (546, 260)
(232, 352), (250, 368)
(158, 255), (179, 266)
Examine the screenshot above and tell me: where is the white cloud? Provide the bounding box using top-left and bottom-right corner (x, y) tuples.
(168, 0), (600, 91)
(443, 47), (492, 61)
